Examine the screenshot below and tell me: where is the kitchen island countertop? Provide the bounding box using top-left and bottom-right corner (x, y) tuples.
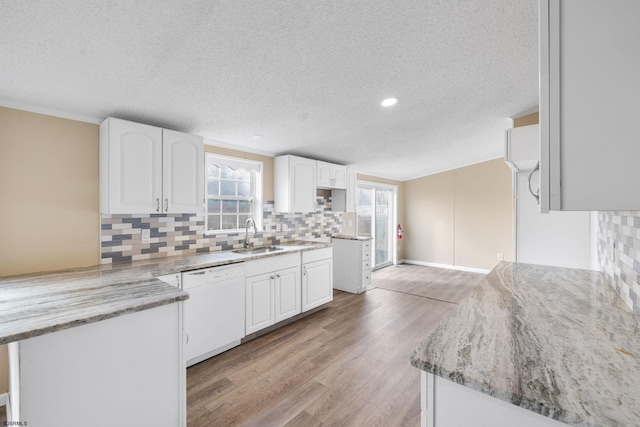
(0, 240), (329, 345)
(410, 261), (640, 426)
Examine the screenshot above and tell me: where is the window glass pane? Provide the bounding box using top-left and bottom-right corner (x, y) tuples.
(221, 166), (237, 180)
(207, 179), (220, 196)
(207, 215), (220, 231)
(207, 164), (220, 179)
(238, 182), (251, 197)
(237, 169), (250, 181)
(222, 215), (237, 230)
(357, 187), (373, 237)
(239, 200), (251, 213)
(205, 154), (262, 233)
(222, 200), (237, 214)
(207, 199), (221, 212)
(221, 180), (236, 196)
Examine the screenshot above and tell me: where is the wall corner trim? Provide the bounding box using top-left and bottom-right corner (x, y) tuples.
(0, 392), (7, 407)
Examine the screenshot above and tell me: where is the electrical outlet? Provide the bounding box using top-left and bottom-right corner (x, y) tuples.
(497, 253), (504, 261)
(141, 229), (151, 243)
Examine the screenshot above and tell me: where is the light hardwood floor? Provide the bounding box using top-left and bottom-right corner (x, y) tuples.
(187, 264), (485, 426)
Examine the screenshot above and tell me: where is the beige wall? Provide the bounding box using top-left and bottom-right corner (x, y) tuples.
(403, 158), (513, 270)
(404, 170), (455, 265)
(0, 108), (100, 276)
(0, 106), (101, 394)
(514, 111), (539, 127)
(356, 174), (405, 261)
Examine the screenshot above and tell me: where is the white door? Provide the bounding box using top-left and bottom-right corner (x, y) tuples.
(302, 259), (333, 311)
(246, 273), (275, 334)
(290, 157), (316, 212)
(162, 129), (204, 214)
(108, 118), (162, 214)
(357, 182), (397, 270)
(274, 266), (301, 322)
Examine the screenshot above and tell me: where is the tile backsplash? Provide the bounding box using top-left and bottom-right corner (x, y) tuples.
(598, 211), (640, 317)
(101, 194), (342, 264)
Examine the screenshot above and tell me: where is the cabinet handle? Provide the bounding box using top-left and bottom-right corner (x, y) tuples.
(528, 161), (541, 205)
(276, 273), (281, 278)
(165, 198), (169, 212)
(303, 266), (306, 276)
(156, 198), (160, 212)
(271, 275), (275, 280)
(185, 332), (189, 345)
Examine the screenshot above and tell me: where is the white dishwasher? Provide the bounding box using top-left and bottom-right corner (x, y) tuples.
(182, 263), (246, 367)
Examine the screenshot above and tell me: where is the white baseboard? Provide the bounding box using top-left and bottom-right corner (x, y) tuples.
(399, 259), (490, 275)
(0, 392), (7, 407)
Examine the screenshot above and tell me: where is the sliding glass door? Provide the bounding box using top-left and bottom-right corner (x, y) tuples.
(356, 182), (397, 270)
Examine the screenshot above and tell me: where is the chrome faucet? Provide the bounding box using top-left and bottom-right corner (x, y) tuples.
(244, 218), (258, 248)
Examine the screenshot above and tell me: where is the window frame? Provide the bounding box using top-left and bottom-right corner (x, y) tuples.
(204, 153), (263, 235)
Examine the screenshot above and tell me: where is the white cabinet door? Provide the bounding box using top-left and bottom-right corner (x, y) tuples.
(317, 161), (347, 189)
(275, 266), (301, 322)
(302, 258), (333, 312)
(102, 118), (163, 214)
(162, 129), (204, 214)
(246, 273), (275, 334)
(317, 161), (334, 188)
(275, 155), (316, 212)
(540, 0), (640, 212)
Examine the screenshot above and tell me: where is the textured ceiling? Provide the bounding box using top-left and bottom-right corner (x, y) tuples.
(0, 0), (538, 181)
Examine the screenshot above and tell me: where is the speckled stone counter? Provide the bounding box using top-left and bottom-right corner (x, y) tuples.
(410, 261), (640, 427)
(332, 234), (372, 241)
(0, 240), (329, 345)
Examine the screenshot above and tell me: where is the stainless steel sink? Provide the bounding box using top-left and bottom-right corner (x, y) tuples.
(232, 245), (286, 255)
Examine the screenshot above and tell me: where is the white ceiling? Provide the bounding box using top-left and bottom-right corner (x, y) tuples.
(0, 0), (538, 181)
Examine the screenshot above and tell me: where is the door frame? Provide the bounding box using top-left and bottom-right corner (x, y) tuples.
(356, 180), (398, 269)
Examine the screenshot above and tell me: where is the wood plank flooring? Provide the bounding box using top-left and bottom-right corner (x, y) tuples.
(187, 264), (484, 426)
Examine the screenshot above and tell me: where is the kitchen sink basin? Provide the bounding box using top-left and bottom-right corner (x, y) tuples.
(232, 245), (286, 255)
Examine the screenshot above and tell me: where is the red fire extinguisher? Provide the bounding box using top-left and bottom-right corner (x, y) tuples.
(397, 224), (403, 239)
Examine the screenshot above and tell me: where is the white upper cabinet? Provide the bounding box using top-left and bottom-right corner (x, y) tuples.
(162, 129), (204, 214)
(316, 161), (347, 189)
(100, 118), (204, 214)
(539, 0), (640, 212)
(274, 155), (316, 213)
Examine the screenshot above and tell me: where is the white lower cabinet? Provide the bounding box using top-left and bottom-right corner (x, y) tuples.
(9, 303), (185, 427)
(302, 247), (334, 311)
(421, 372), (564, 427)
(333, 238), (371, 294)
(245, 253), (301, 334)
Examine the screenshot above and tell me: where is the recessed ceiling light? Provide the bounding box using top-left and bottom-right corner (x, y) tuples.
(381, 98), (398, 107)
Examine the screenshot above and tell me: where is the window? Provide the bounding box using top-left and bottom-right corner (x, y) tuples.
(205, 153), (263, 233)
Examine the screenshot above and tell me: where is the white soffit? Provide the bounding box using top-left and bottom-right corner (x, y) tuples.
(0, 0), (538, 181)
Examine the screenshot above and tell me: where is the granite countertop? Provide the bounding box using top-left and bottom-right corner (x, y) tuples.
(410, 261), (640, 427)
(0, 240), (329, 345)
(332, 234), (372, 241)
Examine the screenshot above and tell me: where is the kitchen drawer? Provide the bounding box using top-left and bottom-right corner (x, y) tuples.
(302, 247), (333, 264)
(362, 259), (371, 271)
(362, 250), (371, 262)
(362, 271), (371, 288)
(246, 253), (299, 277)
(362, 240), (371, 251)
